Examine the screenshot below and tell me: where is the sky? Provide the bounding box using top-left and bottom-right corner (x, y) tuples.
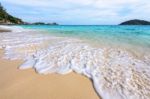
(1, 0), (150, 25)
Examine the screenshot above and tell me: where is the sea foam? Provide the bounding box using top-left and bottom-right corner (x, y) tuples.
(0, 26), (150, 99)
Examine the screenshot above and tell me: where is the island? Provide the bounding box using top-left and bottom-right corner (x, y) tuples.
(0, 3), (58, 25)
(120, 19), (150, 25)
(31, 22), (58, 25)
(0, 3), (24, 24)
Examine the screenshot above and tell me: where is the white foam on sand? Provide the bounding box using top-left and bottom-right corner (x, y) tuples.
(0, 26), (150, 99)
(0, 25), (26, 32)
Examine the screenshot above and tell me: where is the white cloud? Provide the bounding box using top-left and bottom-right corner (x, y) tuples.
(1, 0), (150, 24)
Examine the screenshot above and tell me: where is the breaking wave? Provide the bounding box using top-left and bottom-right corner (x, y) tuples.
(0, 26), (150, 99)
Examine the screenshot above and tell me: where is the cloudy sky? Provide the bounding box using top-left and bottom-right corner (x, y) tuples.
(1, 0), (150, 25)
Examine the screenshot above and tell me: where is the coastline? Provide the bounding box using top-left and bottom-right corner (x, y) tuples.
(0, 49), (99, 99)
(0, 25), (150, 99)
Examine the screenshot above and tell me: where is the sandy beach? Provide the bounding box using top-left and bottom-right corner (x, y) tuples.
(0, 0), (150, 98)
(0, 29), (11, 32)
(0, 25), (150, 99)
(0, 49), (99, 99)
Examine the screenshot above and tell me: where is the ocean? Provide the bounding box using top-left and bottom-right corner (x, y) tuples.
(0, 25), (150, 99)
(22, 25), (150, 56)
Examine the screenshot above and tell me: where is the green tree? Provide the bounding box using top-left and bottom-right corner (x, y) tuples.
(0, 3), (23, 24)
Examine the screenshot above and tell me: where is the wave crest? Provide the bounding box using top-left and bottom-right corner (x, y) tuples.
(0, 29), (150, 99)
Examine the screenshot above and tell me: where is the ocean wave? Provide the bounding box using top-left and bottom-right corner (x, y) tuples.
(0, 27), (150, 99)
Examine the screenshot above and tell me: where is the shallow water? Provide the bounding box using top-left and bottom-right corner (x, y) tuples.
(21, 25), (150, 56)
(0, 25), (150, 99)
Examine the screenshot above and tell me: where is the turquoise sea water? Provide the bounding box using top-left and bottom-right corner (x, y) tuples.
(21, 25), (150, 55)
(1, 25), (150, 99)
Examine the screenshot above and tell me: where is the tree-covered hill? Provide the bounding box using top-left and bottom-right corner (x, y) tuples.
(0, 3), (24, 24)
(120, 19), (150, 25)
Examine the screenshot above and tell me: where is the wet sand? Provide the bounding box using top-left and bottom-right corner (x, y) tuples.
(0, 49), (99, 99)
(0, 28), (11, 32)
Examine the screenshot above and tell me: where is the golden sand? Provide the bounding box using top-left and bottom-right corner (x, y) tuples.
(0, 49), (99, 99)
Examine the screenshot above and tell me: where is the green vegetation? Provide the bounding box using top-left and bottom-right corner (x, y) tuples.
(120, 19), (150, 25)
(0, 3), (23, 24)
(0, 3), (58, 25)
(32, 22), (58, 25)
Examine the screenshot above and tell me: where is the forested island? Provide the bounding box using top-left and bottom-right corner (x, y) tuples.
(120, 19), (150, 25)
(0, 3), (58, 25)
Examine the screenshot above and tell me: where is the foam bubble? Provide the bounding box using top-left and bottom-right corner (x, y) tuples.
(0, 27), (150, 99)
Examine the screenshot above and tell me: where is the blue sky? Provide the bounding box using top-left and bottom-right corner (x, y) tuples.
(1, 0), (150, 25)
